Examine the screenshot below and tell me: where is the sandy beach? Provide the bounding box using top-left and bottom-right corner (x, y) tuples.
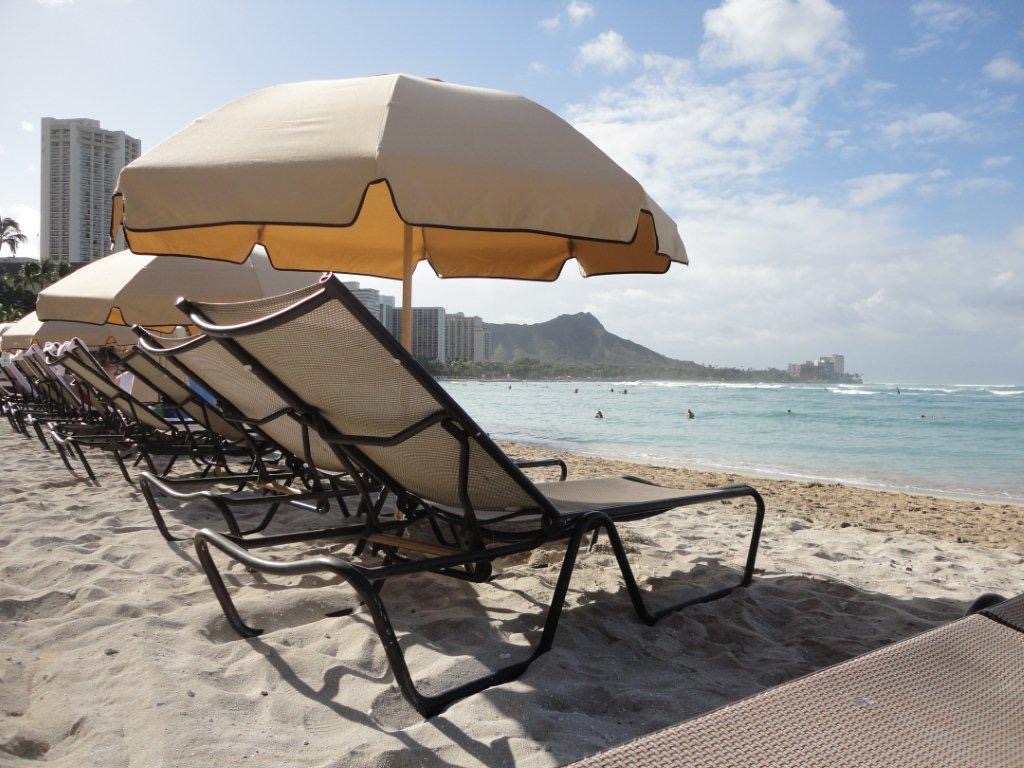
(1, 429), (1021, 767)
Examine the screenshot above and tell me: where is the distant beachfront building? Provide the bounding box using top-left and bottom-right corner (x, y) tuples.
(788, 355), (846, 380)
(41, 118), (141, 264)
(342, 281), (398, 333)
(820, 354), (844, 377)
(393, 307), (446, 363)
(445, 312), (491, 362)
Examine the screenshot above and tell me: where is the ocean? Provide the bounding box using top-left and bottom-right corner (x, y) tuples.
(440, 380), (1024, 504)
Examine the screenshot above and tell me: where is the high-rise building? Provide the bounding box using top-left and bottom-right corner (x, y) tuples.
(395, 307), (446, 362)
(380, 295), (397, 336)
(41, 118), (141, 264)
(343, 281), (399, 333)
(445, 312), (491, 362)
(820, 354), (844, 377)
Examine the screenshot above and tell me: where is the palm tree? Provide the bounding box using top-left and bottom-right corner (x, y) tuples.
(1, 216), (28, 257)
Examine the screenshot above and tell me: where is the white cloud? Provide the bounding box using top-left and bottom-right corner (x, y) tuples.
(899, 1), (975, 57)
(35, 0), (74, 5)
(19, 121), (33, 132)
(575, 30), (636, 73)
(844, 169), (953, 206)
(566, 54), (813, 184)
(566, 0), (595, 25)
(984, 54), (1024, 83)
(982, 155), (1013, 169)
(990, 270), (1014, 288)
(529, 61), (550, 74)
(911, 0), (973, 32)
(700, 0), (858, 72)
(919, 176), (1013, 196)
(881, 111), (970, 145)
(845, 173), (918, 207)
(540, 1), (594, 32)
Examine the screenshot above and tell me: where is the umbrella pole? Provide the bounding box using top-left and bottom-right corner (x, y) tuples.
(401, 224), (414, 351)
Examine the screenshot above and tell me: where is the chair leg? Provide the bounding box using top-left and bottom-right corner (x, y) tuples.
(596, 493), (765, 625)
(139, 474), (190, 542)
(193, 515), (612, 718)
(191, 492), (766, 719)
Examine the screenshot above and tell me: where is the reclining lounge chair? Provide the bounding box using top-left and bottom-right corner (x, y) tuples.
(177, 278), (767, 717)
(568, 593), (1024, 767)
(46, 339), (228, 484)
(129, 329), (367, 542)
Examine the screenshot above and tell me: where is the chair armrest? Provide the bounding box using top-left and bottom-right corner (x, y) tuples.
(513, 457), (568, 481)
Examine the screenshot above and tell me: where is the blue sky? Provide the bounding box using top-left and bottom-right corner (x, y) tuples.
(2, 0), (1022, 382)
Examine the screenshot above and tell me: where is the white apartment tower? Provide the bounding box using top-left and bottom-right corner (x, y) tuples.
(342, 281), (398, 334)
(394, 307), (446, 362)
(446, 312), (491, 362)
(41, 118), (141, 264)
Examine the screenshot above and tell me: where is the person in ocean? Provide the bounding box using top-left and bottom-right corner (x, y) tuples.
(622, 389), (628, 394)
(896, 386), (901, 395)
(595, 410), (604, 419)
(686, 409), (695, 419)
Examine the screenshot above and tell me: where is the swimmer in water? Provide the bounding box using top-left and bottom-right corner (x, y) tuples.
(595, 410), (604, 419)
(686, 409), (695, 419)
(622, 389), (628, 394)
(787, 409), (792, 414)
(896, 386), (901, 395)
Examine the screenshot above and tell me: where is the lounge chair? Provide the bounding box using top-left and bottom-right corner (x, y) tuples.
(127, 329), (366, 541)
(176, 278), (766, 717)
(568, 593), (1024, 767)
(45, 339), (227, 484)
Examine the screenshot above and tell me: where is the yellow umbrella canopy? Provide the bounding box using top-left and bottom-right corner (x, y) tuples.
(112, 75), (686, 275)
(111, 74), (687, 346)
(36, 248), (317, 327)
(0, 312), (136, 351)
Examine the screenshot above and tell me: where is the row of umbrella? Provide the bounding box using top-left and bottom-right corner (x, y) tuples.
(1, 248), (314, 350)
(3, 74), (686, 352)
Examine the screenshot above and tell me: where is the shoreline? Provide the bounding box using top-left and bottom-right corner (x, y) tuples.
(503, 437), (1024, 507)
(500, 440), (1024, 551)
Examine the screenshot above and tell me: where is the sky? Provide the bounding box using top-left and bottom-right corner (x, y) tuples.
(1, 0), (1022, 383)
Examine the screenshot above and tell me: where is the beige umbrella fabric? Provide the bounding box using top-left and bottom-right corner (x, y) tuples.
(1, 312), (136, 351)
(111, 74), (686, 280)
(36, 247), (317, 327)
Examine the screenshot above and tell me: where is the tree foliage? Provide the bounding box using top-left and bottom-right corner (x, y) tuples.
(0, 260), (74, 322)
(1, 216), (28, 257)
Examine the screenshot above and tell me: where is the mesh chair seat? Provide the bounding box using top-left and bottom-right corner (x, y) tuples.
(569, 612), (1024, 768)
(534, 477), (728, 516)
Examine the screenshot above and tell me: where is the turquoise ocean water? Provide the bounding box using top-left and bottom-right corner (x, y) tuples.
(441, 380), (1024, 504)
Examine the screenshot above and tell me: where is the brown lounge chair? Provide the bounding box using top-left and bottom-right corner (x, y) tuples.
(568, 593), (1024, 768)
(174, 277), (766, 718)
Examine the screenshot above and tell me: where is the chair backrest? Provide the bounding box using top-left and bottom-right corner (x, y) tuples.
(182, 279), (553, 522)
(2, 353), (35, 397)
(135, 329), (346, 473)
(117, 347), (245, 442)
(56, 340), (173, 433)
(33, 343), (83, 410)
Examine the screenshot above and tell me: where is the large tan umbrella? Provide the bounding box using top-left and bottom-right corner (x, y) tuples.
(36, 247), (315, 327)
(1, 312), (136, 351)
(111, 74), (686, 346)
